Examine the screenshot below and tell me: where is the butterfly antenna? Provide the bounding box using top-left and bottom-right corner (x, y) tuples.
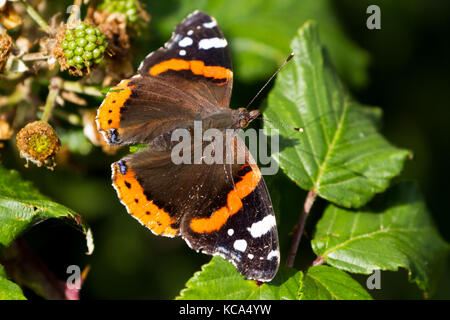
(244, 52), (302, 133)
(260, 117), (304, 132)
(244, 52), (294, 110)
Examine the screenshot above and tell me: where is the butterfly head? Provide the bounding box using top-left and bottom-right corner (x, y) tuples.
(237, 108), (260, 128)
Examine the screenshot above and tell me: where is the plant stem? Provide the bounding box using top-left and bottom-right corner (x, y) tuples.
(19, 0), (50, 33)
(62, 80), (104, 97)
(312, 256), (325, 266)
(286, 190), (317, 267)
(41, 77), (62, 123)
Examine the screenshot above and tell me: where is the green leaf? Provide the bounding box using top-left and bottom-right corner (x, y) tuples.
(177, 256), (302, 300)
(264, 21), (411, 208)
(312, 182), (449, 295)
(0, 265), (26, 300)
(0, 165), (94, 254)
(300, 265), (372, 300)
(156, 0), (369, 87)
(129, 143), (148, 154)
(177, 256), (372, 300)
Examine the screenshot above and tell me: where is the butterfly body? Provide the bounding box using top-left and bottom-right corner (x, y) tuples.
(96, 11), (280, 282)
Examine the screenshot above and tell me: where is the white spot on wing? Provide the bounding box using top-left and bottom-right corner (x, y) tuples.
(248, 253), (254, 260)
(203, 20), (217, 28)
(179, 49), (186, 56)
(233, 239), (247, 252)
(198, 37), (227, 50)
(178, 37), (193, 47)
(227, 229), (234, 236)
(247, 215), (276, 238)
(267, 250), (279, 260)
(187, 30), (194, 36)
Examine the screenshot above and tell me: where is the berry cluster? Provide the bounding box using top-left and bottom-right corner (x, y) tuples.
(99, 0), (139, 23)
(61, 23), (107, 70)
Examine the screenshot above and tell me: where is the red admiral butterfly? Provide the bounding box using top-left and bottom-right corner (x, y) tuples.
(96, 11), (280, 282)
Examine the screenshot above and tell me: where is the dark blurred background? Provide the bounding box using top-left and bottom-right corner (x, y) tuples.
(1, 0), (449, 299)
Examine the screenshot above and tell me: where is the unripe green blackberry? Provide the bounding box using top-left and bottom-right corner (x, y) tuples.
(62, 23), (107, 70)
(99, 0), (140, 23)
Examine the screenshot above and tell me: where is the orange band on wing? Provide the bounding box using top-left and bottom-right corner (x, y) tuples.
(112, 162), (178, 237)
(190, 164), (261, 234)
(96, 80), (134, 132)
(149, 59), (232, 83)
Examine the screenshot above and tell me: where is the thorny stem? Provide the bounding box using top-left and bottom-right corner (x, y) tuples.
(19, 0), (50, 33)
(41, 77), (62, 123)
(286, 190), (317, 267)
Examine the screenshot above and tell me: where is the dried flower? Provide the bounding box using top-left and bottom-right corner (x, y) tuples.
(16, 121), (61, 169)
(0, 1), (23, 30)
(0, 32), (12, 73)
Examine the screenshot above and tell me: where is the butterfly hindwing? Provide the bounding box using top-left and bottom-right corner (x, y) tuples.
(112, 135), (280, 281)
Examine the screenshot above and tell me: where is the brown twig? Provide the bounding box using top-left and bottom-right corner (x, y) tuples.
(286, 190), (317, 267)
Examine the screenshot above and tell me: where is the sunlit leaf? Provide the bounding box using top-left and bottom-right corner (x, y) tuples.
(0, 265), (26, 300)
(312, 182), (449, 295)
(0, 165), (94, 254)
(264, 21), (411, 208)
(300, 265), (372, 300)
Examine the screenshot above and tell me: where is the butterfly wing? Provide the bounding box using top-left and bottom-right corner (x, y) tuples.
(96, 11), (233, 145)
(111, 134), (279, 281)
(180, 136), (280, 282)
(138, 11), (233, 108)
(102, 11), (279, 281)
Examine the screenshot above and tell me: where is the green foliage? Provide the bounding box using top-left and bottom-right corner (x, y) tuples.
(0, 165), (93, 250)
(177, 21), (448, 300)
(1, 0), (448, 300)
(264, 21), (411, 208)
(0, 165), (94, 299)
(158, 0), (369, 86)
(312, 182), (449, 295)
(177, 255), (302, 300)
(177, 256), (371, 300)
(129, 143), (148, 153)
(300, 265), (372, 300)
(0, 265), (26, 300)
